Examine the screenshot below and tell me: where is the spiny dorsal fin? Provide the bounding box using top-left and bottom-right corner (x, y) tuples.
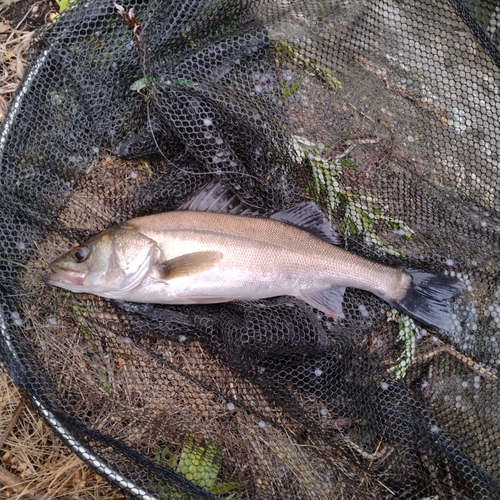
(155, 251), (223, 280)
(178, 179), (258, 215)
(271, 202), (341, 245)
(180, 182), (340, 245)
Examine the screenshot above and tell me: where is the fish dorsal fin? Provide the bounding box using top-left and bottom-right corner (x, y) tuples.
(271, 202), (341, 245)
(178, 179), (258, 215)
(155, 251), (223, 280)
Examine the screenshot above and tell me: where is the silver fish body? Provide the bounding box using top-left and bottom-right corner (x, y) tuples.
(44, 204), (464, 330)
(113, 211), (408, 304)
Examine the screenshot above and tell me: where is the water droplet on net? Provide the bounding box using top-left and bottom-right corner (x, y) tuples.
(358, 303), (370, 317)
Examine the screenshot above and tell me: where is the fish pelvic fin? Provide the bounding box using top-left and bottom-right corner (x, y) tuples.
(155, 251), (223, 280)
(385, 268), (465, 331)
(271, 202), (341, 245)
(299, 287), (346, 318)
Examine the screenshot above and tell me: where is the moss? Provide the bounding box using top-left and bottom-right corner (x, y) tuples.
(387, 309), (418, 381)
(273, 38), (342, 91)
(294, 134), (413, 258)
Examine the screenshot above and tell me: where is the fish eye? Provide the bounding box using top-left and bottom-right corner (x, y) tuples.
(71, 246), (90, 263)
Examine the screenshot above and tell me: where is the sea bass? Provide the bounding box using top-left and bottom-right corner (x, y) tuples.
(44, 202), (464, 330)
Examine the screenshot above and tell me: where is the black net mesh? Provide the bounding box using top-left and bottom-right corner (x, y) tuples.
(1, 0), (500, 498)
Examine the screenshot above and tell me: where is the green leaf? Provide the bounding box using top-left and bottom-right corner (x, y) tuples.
(56, 0), (71, 13)
(339, 159), (359, 168)
(130, 75), (158, 92)
(280, 78), (304, 99)
(0, 258), (28, 269)
(153, 435), (244, 497)
(210, 482), (246, 494)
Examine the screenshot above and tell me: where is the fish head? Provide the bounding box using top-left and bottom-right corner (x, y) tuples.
(44, 224), (158, 297)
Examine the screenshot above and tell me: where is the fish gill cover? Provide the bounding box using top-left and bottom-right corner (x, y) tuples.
(0, 0), (499, 498)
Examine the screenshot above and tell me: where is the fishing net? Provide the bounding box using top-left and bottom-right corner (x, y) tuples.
(1, 0), (500, 498)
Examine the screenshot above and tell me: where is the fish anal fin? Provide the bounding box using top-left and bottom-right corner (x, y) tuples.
(271, 202), (341, 245)
(155, 251), (223, 280)
(299, 287), (346, 318)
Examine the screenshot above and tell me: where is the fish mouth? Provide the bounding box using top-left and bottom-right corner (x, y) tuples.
(43, 269), (86, 287)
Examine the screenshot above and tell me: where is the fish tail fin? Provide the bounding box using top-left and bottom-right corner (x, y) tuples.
(386, 268), (465, 331)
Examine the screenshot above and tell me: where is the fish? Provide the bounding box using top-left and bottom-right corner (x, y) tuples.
(44, 186), (464, 331)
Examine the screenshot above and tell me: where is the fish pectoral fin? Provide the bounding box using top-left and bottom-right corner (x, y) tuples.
(299, 287), (346, 318)
(155, 251), (223, 280)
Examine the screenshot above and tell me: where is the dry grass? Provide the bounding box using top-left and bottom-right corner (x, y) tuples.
(0, 1), (124, 497)
(0, 0), (36, 121)
(0, 374), (124, 499)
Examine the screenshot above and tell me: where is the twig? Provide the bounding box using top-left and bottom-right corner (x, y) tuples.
(0, 465), (22, 488)
(114, 3), (141, 51)
(348, 102), (376, 123)
(344, 137), (381, 146)
(0, 465), (43, 499)
(0, 397), (26, 450)
(5, 2), (42, 45)
(374, 477), (396, 496)
(343, 435), (393, 462)
(420, 341), (498, 382)
(386, 338), (498, 382)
